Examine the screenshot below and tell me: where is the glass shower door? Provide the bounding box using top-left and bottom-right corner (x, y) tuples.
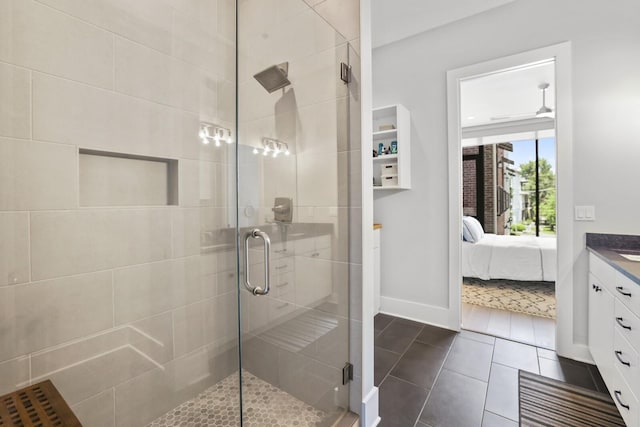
(236, 1), (354, 424)
(0, 1), (242, 426)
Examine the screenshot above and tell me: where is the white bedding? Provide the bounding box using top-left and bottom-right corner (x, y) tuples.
(462, 234), (556, 281)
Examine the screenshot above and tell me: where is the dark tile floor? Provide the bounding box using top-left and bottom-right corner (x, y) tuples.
(375, 313), (608, 427)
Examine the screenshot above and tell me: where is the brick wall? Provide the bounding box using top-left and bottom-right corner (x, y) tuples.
(462, 144), (511, 235)
(483, 145), (495, 233)
(462, 146), (479, 217)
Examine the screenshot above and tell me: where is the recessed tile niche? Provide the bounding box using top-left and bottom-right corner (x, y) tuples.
(79, 149), (178, 207)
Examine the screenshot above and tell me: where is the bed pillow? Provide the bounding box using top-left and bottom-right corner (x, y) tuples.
(463, 216), (485, 243)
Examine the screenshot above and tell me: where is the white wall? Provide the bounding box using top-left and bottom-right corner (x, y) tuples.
(373, 0), (640, 348)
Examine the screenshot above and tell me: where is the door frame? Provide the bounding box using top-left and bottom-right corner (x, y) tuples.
(446, 42), (586, 360)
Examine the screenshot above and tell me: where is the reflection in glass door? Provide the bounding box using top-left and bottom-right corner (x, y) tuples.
(236, 1), (356, 425)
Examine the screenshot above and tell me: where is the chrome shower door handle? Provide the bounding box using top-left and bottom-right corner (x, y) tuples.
(243, 229), (271, 295)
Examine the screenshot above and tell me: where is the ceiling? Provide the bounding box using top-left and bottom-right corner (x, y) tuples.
(372, 0), (516, 48)
(461, 62), (556, 128)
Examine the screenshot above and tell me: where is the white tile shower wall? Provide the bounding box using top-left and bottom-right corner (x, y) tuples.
(0, 271), (113, 361)
(0, 0), (114, 89)
(71, 389), (115, 427)
(0, 62), (30, 139)
(0, 356), (30, 395)
(36, 0), (174, 54)
(32, 74), (197, 159)
(30, 209), (173, 281)
(0, 138), (77, 211)
(0, 212), (30, 286)
(0, 0), (238, 424)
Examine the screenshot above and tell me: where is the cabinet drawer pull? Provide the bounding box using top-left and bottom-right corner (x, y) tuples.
(615, 350), (631, 367)
(275, 264), (288, 270)
(276, 282), (289, 288)
(614, 390), (631, 410)
(616, 317), (632, 330)
(311, 252), (320, 257)
(592, 284), (602, 292)
(616, 286), (632, 297)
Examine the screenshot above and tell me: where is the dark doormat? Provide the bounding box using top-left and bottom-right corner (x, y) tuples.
(519, 370), (625, 426)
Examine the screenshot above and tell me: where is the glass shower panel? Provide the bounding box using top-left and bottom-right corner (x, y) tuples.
(0, 1), (241, 426)
(237, 1), (353, 425)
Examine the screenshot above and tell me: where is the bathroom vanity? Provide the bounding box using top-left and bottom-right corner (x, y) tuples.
(202, 222), (339, 334)
(587, 233), (640, 427)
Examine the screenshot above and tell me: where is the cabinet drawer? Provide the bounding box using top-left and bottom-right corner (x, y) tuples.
(614, 329), (640, 398)
(590, 252), (617, 293)
(609, 367), (639, 427)
(615, 299), (640, 354)
(273, 259), (293, 274)
(273, 271), (295, 302)
(616, 271), (640, 317)
(272, 244), (293, 258)
(269, 299), (295, 322)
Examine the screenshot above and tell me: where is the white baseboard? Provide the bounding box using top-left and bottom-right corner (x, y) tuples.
(360, 386), (380, 427)
(379, 296), (458, 331)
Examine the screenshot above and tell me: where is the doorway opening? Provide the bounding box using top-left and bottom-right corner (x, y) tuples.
(457, 60), (557, 349)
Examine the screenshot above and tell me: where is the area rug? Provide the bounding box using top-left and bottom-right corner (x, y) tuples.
(519, 370), (625, 427)
(462, 277), (556, 319)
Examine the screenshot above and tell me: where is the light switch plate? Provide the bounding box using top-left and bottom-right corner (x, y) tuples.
(575, 205), (595, 221)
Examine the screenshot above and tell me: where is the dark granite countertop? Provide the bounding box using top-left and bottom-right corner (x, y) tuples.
(201, 222), (334, 253)
(586, 233), (640, 285)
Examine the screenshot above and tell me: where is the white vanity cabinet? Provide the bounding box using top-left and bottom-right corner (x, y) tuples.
(589, 252), (640, 427)
(588, 271), (615, 374)
(244, 232), (334, 334)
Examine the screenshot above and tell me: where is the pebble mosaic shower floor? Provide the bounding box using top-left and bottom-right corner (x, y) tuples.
(148, 371), (326, 427)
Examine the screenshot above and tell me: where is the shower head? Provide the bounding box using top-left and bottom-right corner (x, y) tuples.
(253, 62), (291, 93)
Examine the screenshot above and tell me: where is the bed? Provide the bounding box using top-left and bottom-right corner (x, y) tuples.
(461, 217), (556, 282)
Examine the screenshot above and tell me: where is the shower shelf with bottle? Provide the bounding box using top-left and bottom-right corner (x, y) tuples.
(372, 104), (411, 190)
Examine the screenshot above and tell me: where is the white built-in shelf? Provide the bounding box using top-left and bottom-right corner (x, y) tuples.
(372, 104), (411, 191)
(374, 186), (402, 191)
(373, 154), (398, 161)
(373, 129), (397, 140)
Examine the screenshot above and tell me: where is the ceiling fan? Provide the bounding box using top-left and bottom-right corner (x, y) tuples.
(490, 83), (554, 121)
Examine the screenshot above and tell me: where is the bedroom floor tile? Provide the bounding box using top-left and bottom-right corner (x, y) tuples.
(462, 303), (556, 350)
(373, 314), (604, 427)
